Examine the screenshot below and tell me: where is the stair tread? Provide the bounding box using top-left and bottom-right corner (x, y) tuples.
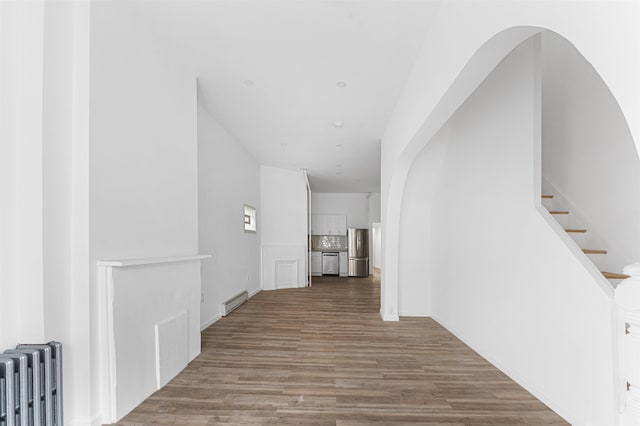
(602, 271), (630, 279)
(549, 210), (569, 214)
(565, 229), (587, 233)
(542, 195), (554, 199)
(583, 249), (607, 254)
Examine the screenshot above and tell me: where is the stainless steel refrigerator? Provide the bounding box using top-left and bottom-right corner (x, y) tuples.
(347, 228), (369, 277)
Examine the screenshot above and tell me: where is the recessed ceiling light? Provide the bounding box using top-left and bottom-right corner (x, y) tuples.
(243, 79), (255, 87)
(336, 81), (347, 88)
(334, 121), (344, 128)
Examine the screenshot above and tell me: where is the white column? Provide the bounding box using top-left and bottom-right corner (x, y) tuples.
(0, 0), (46, 347)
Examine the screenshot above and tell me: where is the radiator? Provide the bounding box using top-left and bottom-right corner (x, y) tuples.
(0, 342), (62, 426)
(221, 291), (248, 317)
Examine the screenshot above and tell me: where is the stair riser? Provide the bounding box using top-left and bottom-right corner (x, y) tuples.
(552, 214), (571, 228)
(607, 278), (625, 288)
(568, 232), (587, 247)
(544, 192), (626, 284)
(584, 252), (609, 271)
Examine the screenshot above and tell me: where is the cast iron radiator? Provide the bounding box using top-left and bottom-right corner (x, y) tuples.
(0, 342), (62, 426)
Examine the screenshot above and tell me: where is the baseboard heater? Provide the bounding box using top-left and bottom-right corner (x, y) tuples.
(221, 291), (248, 317)
(0, 341), (62, 426)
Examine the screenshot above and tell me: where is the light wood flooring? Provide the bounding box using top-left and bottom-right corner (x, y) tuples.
(110, 273), (567, 425)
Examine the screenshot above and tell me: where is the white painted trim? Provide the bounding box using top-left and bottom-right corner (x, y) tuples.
(97, 265), (117, 423)
(97, 254), (211, 267)
(91, 413), (103, 426)
(248, 288), (261, 298)
(398, 310), (429, 317)
(154, 310), (189, 389)
(70, 413), (103, 426)
(275, 259), (298, 289)
(430, 313), (580, 426)
(380, 308), (400, 322)
(200, 314), (221, 331)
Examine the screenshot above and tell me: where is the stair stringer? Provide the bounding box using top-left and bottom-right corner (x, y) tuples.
(535, 202), (614, 298)
(543, 177), (625, 280)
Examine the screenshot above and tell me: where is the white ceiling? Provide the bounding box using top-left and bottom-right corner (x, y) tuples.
(130, 1), (441, 192)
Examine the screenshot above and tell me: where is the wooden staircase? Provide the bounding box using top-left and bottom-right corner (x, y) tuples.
(543, 194), (630, 281)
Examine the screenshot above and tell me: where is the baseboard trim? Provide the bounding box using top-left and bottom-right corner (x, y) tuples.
(380, 309), (399, 322)
(398, 310), (430, 317)
(200, 314), (221, 331)
(92, 414), (103, 426)
(71, 413), (102, 426)
(248, 287), (261, 298)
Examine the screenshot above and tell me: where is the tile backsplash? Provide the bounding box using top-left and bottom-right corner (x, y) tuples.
(311, 235), (347, 251)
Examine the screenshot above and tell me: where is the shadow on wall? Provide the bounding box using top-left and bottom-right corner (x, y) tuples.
(395, 31), (631, 425)
(540, 31), (640, 277)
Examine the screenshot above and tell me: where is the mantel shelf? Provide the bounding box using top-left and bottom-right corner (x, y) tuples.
(97, 254), (211, 268)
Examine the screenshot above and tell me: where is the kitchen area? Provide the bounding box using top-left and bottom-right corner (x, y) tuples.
(309, 213), (369, 278)
(308, 192), (381, 281)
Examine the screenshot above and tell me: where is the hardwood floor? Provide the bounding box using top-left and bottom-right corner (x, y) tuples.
(111, 273), (567, 425)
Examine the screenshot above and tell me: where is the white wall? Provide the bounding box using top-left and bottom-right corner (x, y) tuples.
(1, 2), (92, 424)
(415, 38), (615, 425)
(383, 1), (639, 174)
(541, 31), (640, 275)
(381, 0), (640, 322)
(0, 0), (46, 349)
(90, 3), (199, 423)
(260, 166), (307, 290)
(43, 1), (75, 349)
(311, 193), (370, 229)
(198, 104), (261, 329)
(398, 128), (448, 317)
(311, 192), (381, 227)
(43, 3), (92, 424)
(368, 192), (381, 224)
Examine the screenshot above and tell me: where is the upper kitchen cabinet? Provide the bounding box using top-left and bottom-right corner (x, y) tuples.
(336, 215), (347, 236)
(311, 214), (321, 235)
(311, 214), (347, 236)
(325, 215), (338, 235)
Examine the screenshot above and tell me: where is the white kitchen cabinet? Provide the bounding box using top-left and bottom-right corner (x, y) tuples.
(318, 215), (327, 234)
(339, 252), (348, 276)
(310, 214), (347, 235)
(311, 215), (321, 235)
(325, 215), (338, 235)
(336, 215), (347, 236)
(310, 252), (322, 276)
